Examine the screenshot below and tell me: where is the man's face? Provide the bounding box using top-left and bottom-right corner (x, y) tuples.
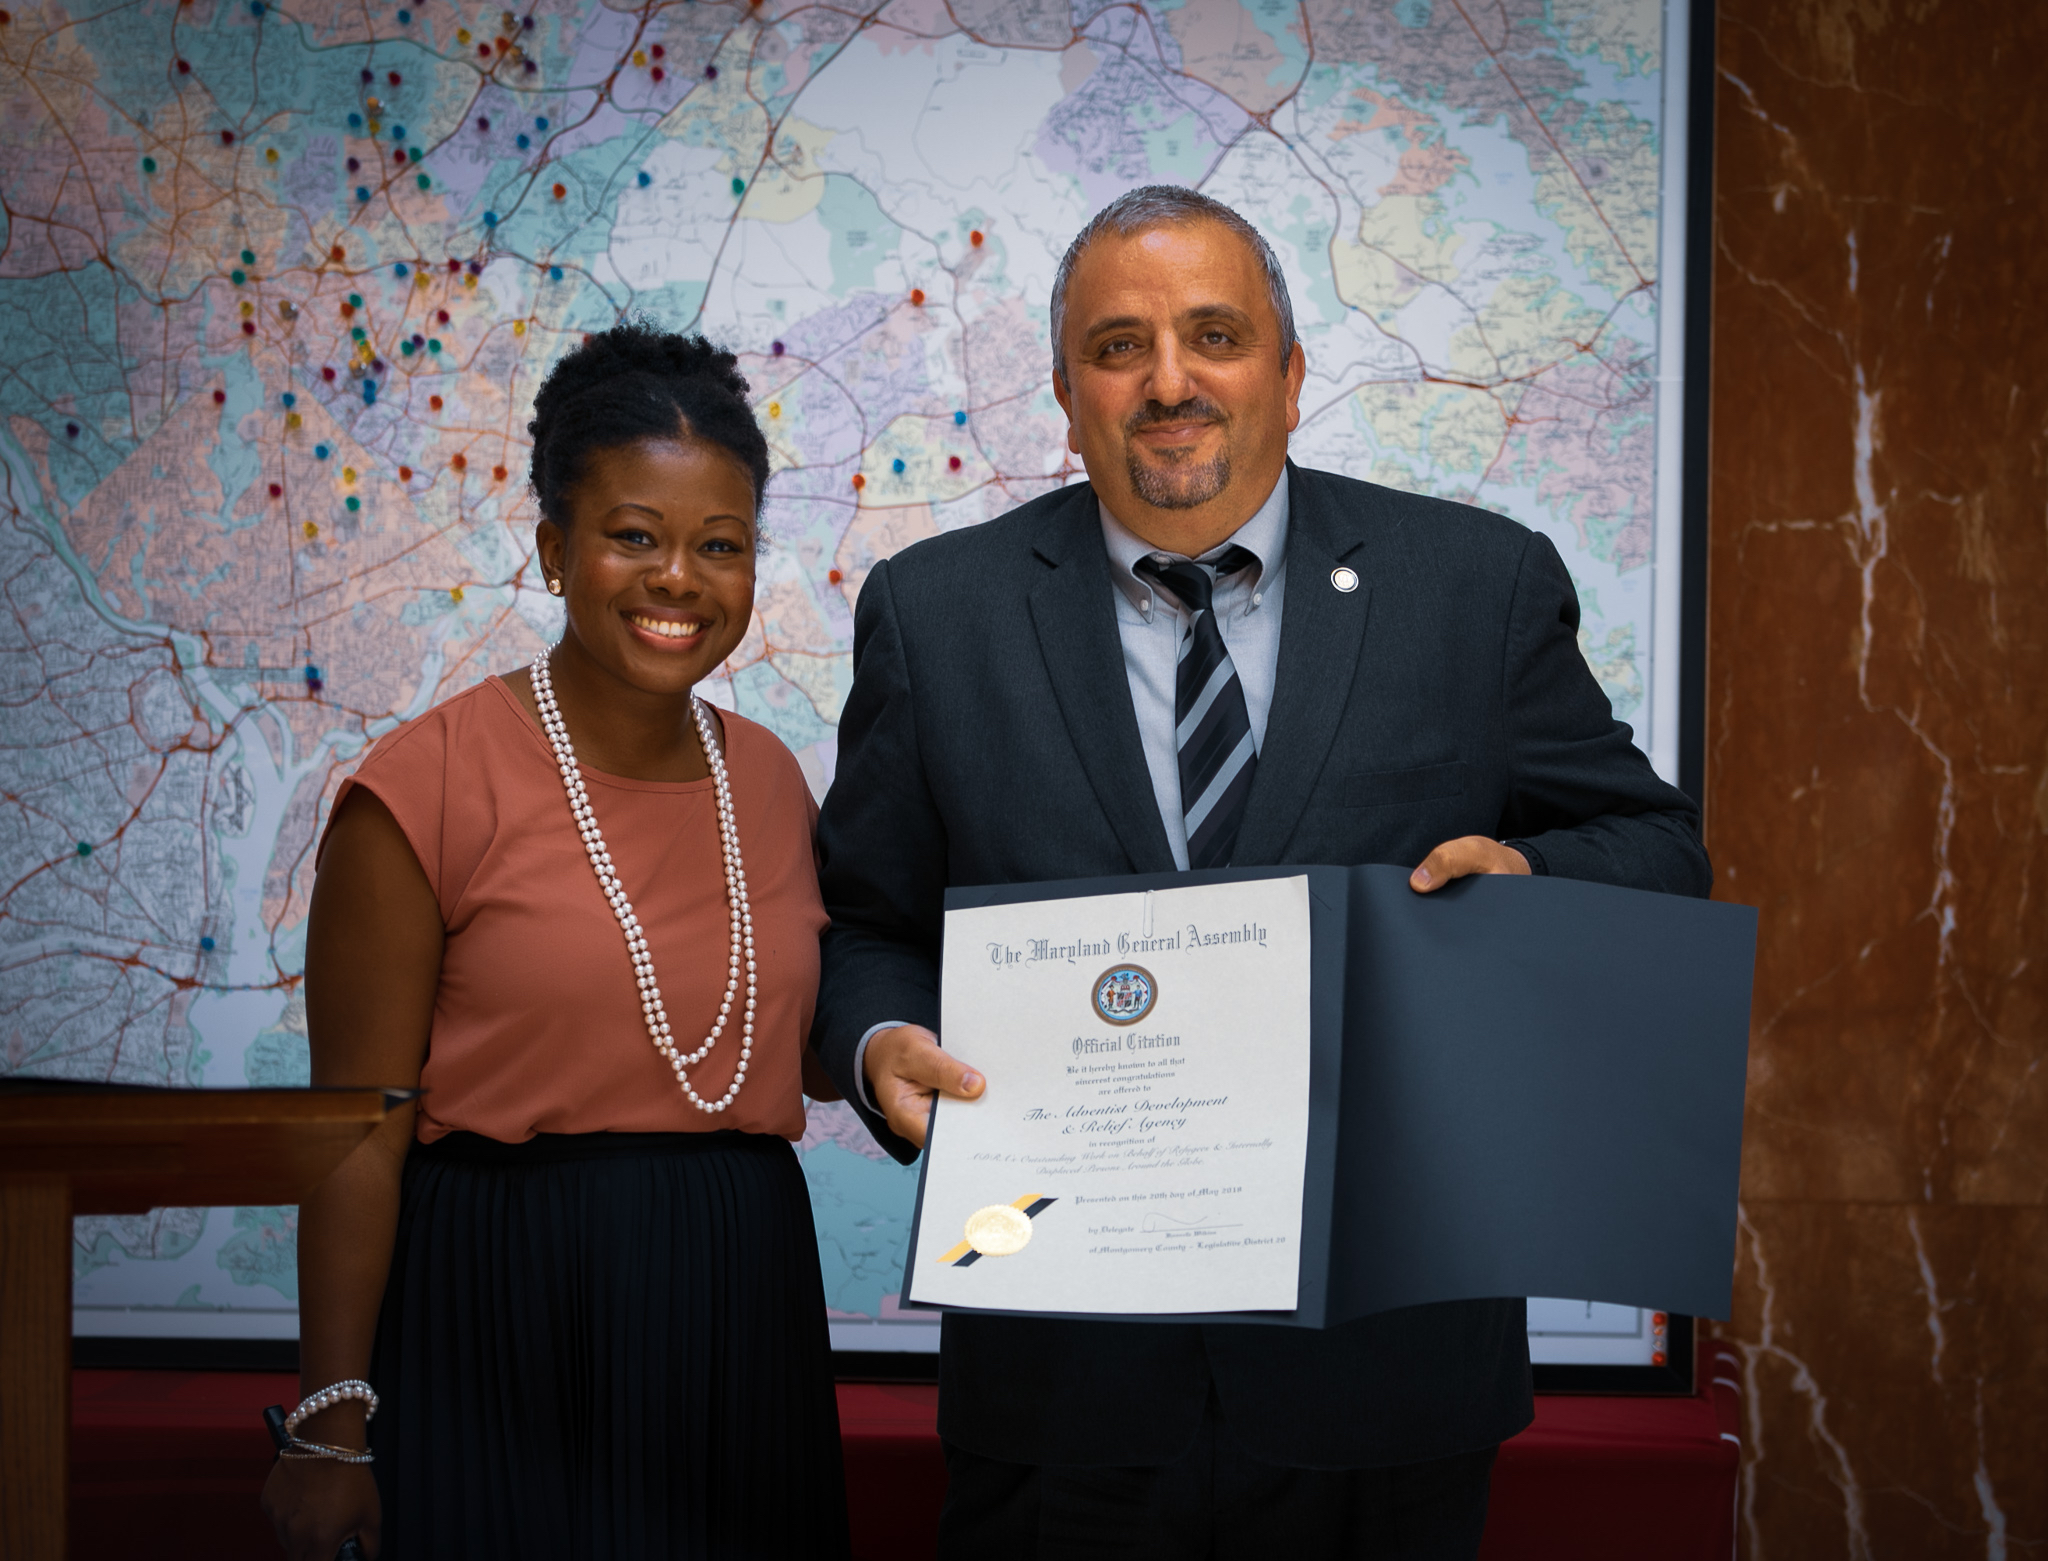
(1053, 219), (1304, 545)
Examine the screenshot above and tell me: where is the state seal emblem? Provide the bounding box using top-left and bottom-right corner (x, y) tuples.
(1092, 964), (1156, 1026)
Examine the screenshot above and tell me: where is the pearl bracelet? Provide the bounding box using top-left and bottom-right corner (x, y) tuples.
(284, 1378), (379, 1436)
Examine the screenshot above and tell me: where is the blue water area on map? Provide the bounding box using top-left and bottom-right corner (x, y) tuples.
(797, 1139), (922, 1320)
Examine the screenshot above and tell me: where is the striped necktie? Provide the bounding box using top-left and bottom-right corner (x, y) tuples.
(1134, 546), (1259, 870)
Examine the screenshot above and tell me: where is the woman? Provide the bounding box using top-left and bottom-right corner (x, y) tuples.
(262, 323), (849, 1558)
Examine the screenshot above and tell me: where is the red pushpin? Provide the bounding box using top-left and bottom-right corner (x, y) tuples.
(909, 288), (925, 306)
(827, 568), (843, 584)
(220, 129), (235, 145)
(176, 58), (190, 73)
(850, 473), (865, 491)
(492, 464), (507, 481)
(329, 244), (345, 262)
(436, 309), (450, 324)
(552, 182), (566, 199)
(651, 44), (664, 58)
(949, 455), (962, 471)
(242, 320), (255, 335)
(269, 482), (283, 497)
(451, 453), (467, 471)
(398, 464), (413, 480)
(969, 230), (984, 247)
(321, 366), (336, 381)
(387, 70), (401, 85)
(212, 389), (226, 404)
(429, 394), (444, 410)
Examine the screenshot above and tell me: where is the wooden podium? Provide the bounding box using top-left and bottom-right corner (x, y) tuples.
(0, 1083), (397, 1560)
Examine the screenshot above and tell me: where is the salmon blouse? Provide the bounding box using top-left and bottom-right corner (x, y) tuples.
(322, 676), (825, 1143)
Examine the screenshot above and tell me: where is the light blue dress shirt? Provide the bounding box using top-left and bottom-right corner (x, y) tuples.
(1097, 472), (1290, 871)
(852, 473), (1292, 1105)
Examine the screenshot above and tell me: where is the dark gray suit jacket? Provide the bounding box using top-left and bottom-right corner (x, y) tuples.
(814, 462), (1710, 1468)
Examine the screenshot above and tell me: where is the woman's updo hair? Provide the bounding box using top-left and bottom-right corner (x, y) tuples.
(527, 319), (771, 529)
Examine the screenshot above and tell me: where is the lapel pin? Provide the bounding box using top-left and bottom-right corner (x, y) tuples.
(1330, 567), (1358, 593)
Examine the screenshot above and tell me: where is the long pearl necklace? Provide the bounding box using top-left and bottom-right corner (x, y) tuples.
(530, 650), (754, 1113)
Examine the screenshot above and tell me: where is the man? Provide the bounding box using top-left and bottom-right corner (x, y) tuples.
(814, 186), (1710, 1558)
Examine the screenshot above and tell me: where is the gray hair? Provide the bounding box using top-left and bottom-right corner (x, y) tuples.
(1049, 185), (1298, 385)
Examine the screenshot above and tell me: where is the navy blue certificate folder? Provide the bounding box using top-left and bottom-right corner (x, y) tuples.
(910, 864), (1755, 1328)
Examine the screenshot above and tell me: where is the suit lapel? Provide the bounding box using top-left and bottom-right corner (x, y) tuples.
(1233, 463), (1375, 866)
(1026, 485), (1178, 875)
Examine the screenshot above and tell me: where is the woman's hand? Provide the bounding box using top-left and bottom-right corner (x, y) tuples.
(261, 1454), (381, 1560)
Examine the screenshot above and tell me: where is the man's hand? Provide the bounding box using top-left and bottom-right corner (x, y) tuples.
(1409, 836), (1531, 892)
(863, 1024), (984, 1149)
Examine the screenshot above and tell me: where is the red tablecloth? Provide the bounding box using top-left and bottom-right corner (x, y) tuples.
(71, 1346), (1738, 1559)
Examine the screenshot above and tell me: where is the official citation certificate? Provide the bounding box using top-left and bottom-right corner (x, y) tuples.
(906, 874), (1315, 1316)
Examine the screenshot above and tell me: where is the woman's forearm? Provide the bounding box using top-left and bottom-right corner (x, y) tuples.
(289, 1107), (414, 1445)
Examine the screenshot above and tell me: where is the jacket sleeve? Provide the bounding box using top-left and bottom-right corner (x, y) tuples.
(812, 559), (944, 1164)
(1496, 531), (1713, 898)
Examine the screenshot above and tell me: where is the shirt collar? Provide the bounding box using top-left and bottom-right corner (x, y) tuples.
(1098, 470), (1291, 622)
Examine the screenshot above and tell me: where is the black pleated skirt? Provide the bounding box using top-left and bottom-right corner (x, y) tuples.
(368, 1129), (849, 1559)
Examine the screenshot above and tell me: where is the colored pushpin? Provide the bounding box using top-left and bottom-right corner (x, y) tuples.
(771, 340), (785, 356)
(828, 568), (843, 584)
(249, 0), (262, 14)
(910, 288), (925, 305)
(512, 319), (524, 333)
(457, 27), (471, 42)
(388, 70), (401, 86)
(437, 309), (450, 324)
(492, 464), (507, 481)
(397, 8), (410, 21)
(231, 268), (246, 284)
(767, 402), (780, 418)
(286, 412), (303, 429)
(450, 585), (465, 602)
(76, 841), (93, 857)
(731, 177), (744, 196)
(637, 170), (651, 186)
(850, 473), (865, 490)
(394, 263), (408, 277)
(549, 265), (563, 280)
(315, 444), (330, 458)
(484, 210), (499, 226)
(346, 495), (361, 511)
(240, 301), (254, 318)
(221, 129), (235, 145)
(348, 292), (362, 307)
(330, 244), (345, 262)
(428, 339), (441, 354)
(478, 116), (491, 131)
(705, 64), (717, 79)
(516, 133), (529, 149)
(409, 147), (422, 163)
(357, 187), (370, 201)
(652, 44), (664, 58)
(970, 230), (984, 246)
(269, 482), (283, 497)
(954, 410), (967, 425)
(949, 455), (962, 471)
(303, 520), (319, 538)
(347, 156), (360, 172)
(281, 392), (296, 406)
(212, 389), (226, 404)
(65, 422), (79, 437)
(416, 173), (430, 190)
(321, 366), (336, 381)
(265, 146), (279, 162)
(632, 49), (646, 66)
(552, 182), (566, 199)
(177, 58), (190, 73)
(399, 465), (413, 480)
(392, 125), (405, 141)
(304, 665), (323, 694)
(200, 936), (216, 951)
(361, 68), (373, 84)
(892, 458), (905, 474)
(535, 117), (548, 130)
(409, 334), (424, 348)
(651, 65), (663, 82)
(429, 394), (444, 410)
(242, 320), (255, 335)
(348, 113), (362, 129)
(142, 156), (156, 173)
(451, 453), (467, 471)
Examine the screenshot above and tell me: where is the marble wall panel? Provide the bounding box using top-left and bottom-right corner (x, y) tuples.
(1706, 1), (2047, 1556)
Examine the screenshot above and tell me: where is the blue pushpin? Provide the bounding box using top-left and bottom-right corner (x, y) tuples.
(516, 133), (529, 149)
(892, 458), (906, 474)
(356, 186), (370, 202)
(397, 7), (411, 19)
(535, 116), (548, 130)
(315, 443), (330, 459)
(348, 112), (362, 128)
(363, 380), (377, 404)
(250, 0), (264, 14)
(394, 262), (408, 277)
(392, 126), (406, 141)
(484, 210), (499, 226)
(200, 936), (216, 951)
(637, 170), (651, 187)
(953, 410), (966, 426)
(281, 392), (296, 407)
(549, 265), (562, 280)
